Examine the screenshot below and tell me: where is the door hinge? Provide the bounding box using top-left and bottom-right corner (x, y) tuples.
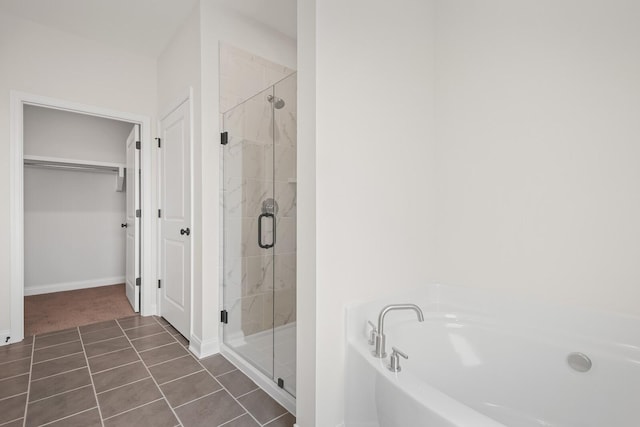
(277, 378), (284, 388)
(157, 279), (161, 289)
(135, 141), (141, 150)
(155, 137), (161, 148)
(220, 310), (228, 324)
(136, 209), (141, 218)
(136, 277), (141, 286)
(158, 209), (161, 218)
(220, 131), (228, 145)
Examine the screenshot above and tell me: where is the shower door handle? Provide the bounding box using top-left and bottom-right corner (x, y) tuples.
(258, 213), (276, 249)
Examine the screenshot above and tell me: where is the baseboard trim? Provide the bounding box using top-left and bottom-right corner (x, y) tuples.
(189, 335), (219, 359)
(24, 277), (125, 296)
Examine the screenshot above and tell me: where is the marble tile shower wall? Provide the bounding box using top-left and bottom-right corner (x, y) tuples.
(219, 43), (295, 114)
(222, 71), (297, 340)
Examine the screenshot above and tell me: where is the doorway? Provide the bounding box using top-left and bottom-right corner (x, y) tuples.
(9, 91), (155, 343)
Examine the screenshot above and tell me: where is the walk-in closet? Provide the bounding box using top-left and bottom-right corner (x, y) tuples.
(23, 105), (139, 335)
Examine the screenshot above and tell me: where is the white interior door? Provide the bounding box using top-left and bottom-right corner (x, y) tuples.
(159, 101), (191, 338)
(125, 125), (141, 312)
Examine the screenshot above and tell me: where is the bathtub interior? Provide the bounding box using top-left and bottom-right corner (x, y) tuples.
(345, 284), (640, 427)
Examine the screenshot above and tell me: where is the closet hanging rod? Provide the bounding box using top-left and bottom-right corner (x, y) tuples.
(23, 155), (125, 173)
(24, 155), (126, 192)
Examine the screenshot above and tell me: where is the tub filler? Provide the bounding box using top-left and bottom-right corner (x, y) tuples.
(345, 284), (640, 427)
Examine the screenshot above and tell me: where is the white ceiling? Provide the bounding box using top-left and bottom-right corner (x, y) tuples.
(0, 0), (296, 58)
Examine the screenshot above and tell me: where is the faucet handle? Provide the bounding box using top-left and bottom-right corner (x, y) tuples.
(388, 347), (408, 373)
(367, 321), (377, 345)
(391, 347), (408, 359)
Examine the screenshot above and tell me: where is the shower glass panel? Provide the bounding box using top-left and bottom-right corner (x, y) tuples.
(272, 73), (297, 396)
(222, 73), (296, 397)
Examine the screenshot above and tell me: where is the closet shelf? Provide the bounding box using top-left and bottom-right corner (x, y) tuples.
(24, 155), (126, 192)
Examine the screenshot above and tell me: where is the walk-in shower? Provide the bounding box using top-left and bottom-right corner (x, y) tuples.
(220, 72), (297, 404)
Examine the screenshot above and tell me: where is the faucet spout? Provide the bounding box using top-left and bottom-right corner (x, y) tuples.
(373, 304), (424, 358)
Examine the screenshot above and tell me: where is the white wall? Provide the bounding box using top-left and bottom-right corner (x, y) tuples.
(299, 0), (438, 425)
(24, 168), (126, 294)
(23, 106), (132, 294)
(296, 1), (317, 424)
(0, 12), (157, 334)
(219, 42), (295, 113)
(24, 105), (132, 163)
(434, 0), (640, 315)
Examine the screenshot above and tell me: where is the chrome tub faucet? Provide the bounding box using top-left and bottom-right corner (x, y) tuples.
(372, 304), (424, 358)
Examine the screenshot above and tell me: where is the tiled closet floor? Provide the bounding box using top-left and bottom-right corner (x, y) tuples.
(0, 316), (295, 427)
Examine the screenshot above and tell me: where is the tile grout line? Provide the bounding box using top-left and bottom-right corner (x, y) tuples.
(130, 335), (185, 353)
(28, 384), (93, 405)
(0, 416), (24, 427)
(211, 367), (239, 378)
(78, 322), (119, 335)
(90, 359), (140, 376)
(216, 412), (248, 427)
(113, 317), (184, 426)
(77, 326), (106, 427)
(31, 328), (77, 339)
(21, 334), (35, 427)
(137, 341), (178, 355)
(87, 346), (135, 360)
(32, 337), (80, 351)
(0, 391), (26, 404)
(262, 411), (290, 426)
(36, 406), (98, 427)
(234, 387), (260, 400)
(29, 367), (86, 383)
(155, 369), (205, 387)
(31, 351), (84, 366)
(0, 355), (31, 367)
(31, 337), (80, 351)
(171, 388), (224, 410)
(128, 330), (170, 343)
(95, 376), (152, 396)
(83, 335), (127, 351)
(0, 372), (31, 383)
(100, 398), (165, 421)
(194, 359), (263, 427)
(146, 353), (199, 369)
(120, 322), (161, 331)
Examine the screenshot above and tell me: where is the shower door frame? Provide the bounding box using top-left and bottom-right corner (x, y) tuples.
(218, 82), (296, 415)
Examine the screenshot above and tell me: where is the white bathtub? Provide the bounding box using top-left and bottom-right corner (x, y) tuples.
(345, 284), (640, 427)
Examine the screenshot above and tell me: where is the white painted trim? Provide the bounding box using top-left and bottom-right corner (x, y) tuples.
(9, 91), (25, 344)
(10, 91), (157, 345)
(0, 330), (13, 346)
(159, 88), (192, 122)
(188, 334), (219, 359)
(157, 87), (194, 342)
(23, 277), (126, 296)
(221, 343), (297, 416)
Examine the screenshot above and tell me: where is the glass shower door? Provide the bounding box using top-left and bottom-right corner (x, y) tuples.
(272, 73), (297, 396)
(222, 74), (297, 398)
(222, 86), (276, 379)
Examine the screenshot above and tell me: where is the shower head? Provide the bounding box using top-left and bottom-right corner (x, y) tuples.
(267, 95), (285, 109)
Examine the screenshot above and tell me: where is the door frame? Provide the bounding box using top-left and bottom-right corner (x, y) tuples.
(9, 91), (156, 343)
(156, 88), (194, 344)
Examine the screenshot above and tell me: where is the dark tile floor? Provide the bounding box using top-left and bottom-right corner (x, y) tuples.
(0, 316), (296, 427)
